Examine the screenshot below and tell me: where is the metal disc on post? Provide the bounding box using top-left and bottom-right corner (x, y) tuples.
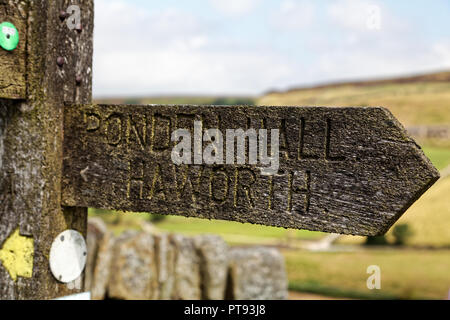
(49, 230), (87, 284)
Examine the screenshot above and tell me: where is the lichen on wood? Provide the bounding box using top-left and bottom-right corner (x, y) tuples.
(0, 0), (28, 99)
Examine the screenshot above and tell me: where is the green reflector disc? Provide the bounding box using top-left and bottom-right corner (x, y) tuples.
(0, 22), (19, 51)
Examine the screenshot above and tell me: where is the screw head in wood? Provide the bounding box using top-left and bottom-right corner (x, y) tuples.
(59, 10), (68, 21)
(75, 75), (82, 86)
(0, 22), (19, 51)
(75, 24), (83, 33)
(56, 56), (65, 67)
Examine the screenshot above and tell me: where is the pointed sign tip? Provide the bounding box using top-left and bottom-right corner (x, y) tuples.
(379, 143), (441, 236)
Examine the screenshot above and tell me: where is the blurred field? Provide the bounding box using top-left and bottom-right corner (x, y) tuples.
(339, 175), (450, 248)
(284, 249), (450, 300)
(90, 209), (323, 245)
(422, 146), (450, 170)
(147, 216), (323, 245)
(393, 176), (450, 246)
(94, 96), (255, 106)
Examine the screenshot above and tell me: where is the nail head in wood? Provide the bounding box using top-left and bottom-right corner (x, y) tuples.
(56, 56), (65, 67)
(59, 10), (68, 21)
(75, 75), (82, 86)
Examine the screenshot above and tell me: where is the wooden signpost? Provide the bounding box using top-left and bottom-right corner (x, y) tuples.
(62, 104), (439, 236)
(0, 0), (93, 300)
(0, 0), (440, 300)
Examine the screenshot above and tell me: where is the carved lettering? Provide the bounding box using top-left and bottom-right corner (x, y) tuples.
(298, 118), (344, 161)
(148, 164), (168, 201)
(325, 118), (345, 161)
(233, 168), (256, 208)
(287, 170), (311, 213)
(209, 167), (230, 205)
(127, 160), (144, 200)
(151, 113), (171, 152)
(85, 112), (101, 132)
(298, 117), (320, 160)
(173, 165), (204, 204)
(279, 119), (290, 160)
(127, 114), (147, 151)
(106, 113), (122, 146)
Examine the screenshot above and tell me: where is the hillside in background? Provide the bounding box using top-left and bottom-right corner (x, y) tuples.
(94, 96), (255, 106)
(266, 71), (450, 93)
(258, 71), (450, 127)
(259, 70), (450, 248)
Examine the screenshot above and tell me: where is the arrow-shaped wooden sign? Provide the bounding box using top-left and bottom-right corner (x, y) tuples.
(62, 104), (439, 236)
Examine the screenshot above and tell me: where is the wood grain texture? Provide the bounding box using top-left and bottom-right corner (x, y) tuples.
(0, 0), (93, 300)
(62, 104), (440, 236)
(0, 0), (27, 99)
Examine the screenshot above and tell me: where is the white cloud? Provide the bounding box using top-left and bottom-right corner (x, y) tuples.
(328, 0), (370, 31)
(308, 0), (450, 83)
(433, 42), (450, 68)
(271, 0), (316, 30)
(209, 0), (261, 17)
(95, 49), (293, 96)
(327, 0), (411, 35)
(306, 37), (450, 86)
(93, 0), (293, 97)
(92, 0), (450, 97)
(94, 0), (206, 51)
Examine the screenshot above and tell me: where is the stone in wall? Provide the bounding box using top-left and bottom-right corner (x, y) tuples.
(85, 218), (108, 292)
(108, 231), (158, 300)
(154, 233), (176, 300)
(170, 234), (201, 300)
(194, 235), (228, 300)
(91, 230), (114, 300)
(226, 247), (288, 300)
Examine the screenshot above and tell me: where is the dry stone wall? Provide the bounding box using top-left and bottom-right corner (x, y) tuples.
(85, 219), (288, 300)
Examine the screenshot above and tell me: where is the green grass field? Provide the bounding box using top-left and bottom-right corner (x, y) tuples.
(150, 217), (324, 245)
(284, 249), (450, 300)
(422, 146), (450, 170)
(90, 209), (323, 245)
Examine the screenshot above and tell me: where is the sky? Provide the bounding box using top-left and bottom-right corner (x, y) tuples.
(92, 0), (450, 97)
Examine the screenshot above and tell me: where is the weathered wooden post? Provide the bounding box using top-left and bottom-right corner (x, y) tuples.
(0, 0), (93, 299)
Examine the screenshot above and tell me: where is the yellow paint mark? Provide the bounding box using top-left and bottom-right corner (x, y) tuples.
(0, 228), (34, 281)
